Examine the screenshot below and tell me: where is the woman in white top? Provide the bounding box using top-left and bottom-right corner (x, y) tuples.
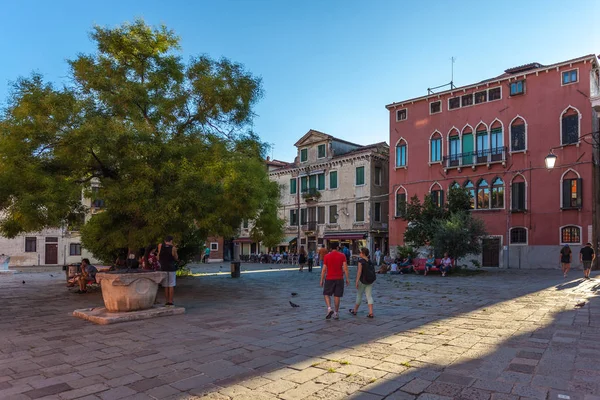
(439, 252), (452, 277)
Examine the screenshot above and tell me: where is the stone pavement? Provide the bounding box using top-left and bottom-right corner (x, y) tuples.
(1, 265), (599, 400)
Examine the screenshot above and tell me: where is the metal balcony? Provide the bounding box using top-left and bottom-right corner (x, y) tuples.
(443, 146), (507, 169)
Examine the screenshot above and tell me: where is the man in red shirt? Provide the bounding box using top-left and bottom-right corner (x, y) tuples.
(320, 242), (350, 319)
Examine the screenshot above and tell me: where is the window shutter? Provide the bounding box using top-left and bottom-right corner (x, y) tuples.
(440, 190), (444, 207)
(511, 183), (518, 210)
(562, 180), (570, 208)
(576, 178), (583, 208)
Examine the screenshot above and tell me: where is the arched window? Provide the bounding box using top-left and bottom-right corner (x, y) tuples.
(490, 119), (503, 160)
(510, 227), (527, 244)
(560, 106), (580, 145)
(491, 177), (504, 209)
(395, 139), (407, 168)
(475, 122), (488, 161)
(510, 174), (527, 211)
(395, 186), (407, 217)
(464, 180), (475, 209)
(560, 169), (582, 209)
(450, 181), (460, 189)
(561, 225), (581, 244)
(476, 179), (489, 209)
(462, 125), (474, 166)
(430, 131), (442, 163)
(510, 116), (526, 152)
(429, 182), (444, 208)
(448, 128), (460, 167)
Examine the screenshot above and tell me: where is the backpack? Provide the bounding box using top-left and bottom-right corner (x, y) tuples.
(360, 258), (376, 285)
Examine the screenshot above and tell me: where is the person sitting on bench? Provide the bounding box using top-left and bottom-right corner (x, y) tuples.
(398, 256), (413, 274)
(424, 254), (435, 276)
(75, 258), (97, 294)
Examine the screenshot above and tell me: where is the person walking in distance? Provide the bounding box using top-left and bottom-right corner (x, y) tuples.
(374, 247), (382, 266)
(320, 242), (350, 320)
(560, 244), (572, 278)
(580, 242), (595, 279)
(298, 246), (307, 272)
(318, 244), (328, 269)
(158, 235), (179, 306)
(350, 247), (376, 318)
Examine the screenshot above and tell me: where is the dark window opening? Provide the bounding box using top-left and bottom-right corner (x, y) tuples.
(510, 228), (527, 244)
(488, 87), (501, 101)
(430, 101), (441, 114)
(449, 97), (460, 110)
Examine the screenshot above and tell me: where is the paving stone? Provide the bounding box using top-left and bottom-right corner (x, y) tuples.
(424, 381), (464, 397)
(511, 383), (548, 399)
(436, 373), (475, 386)
(279, 381), (326, 400)
(457, 387), (492, 400)
(401, 378), (432, 395)
(24, 383), (73, 399)
(259, 379), (297, 394)
(57, 383), (110, 399)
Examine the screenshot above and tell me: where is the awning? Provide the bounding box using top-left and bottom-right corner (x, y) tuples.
(277, 236), (297, 247)
(323, 232), (367, 240)
(233, 237), (253, 244)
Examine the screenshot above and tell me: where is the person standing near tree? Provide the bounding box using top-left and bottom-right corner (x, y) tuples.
(158, 235), (179, 306)
(560, 244), (572, 278)
(204, 246), (210, 263)
(320, 242), (350, 320)
(580, 242), (595, 279)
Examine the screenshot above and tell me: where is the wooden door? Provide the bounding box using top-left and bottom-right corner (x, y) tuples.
(45, 244), (58, 264)
(482, 238), (500, 267)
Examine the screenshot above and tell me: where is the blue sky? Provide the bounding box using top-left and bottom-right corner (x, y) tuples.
(1, 0), (598, 162)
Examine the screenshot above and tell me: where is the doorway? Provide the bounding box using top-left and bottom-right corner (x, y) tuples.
(45, 243), (58, 264)
(482, 237), (501, 267)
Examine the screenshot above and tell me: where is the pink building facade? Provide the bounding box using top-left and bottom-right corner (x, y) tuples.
(387, 55), (600, 268)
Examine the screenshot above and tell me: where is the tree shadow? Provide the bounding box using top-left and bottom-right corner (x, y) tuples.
(0, 269), (598, 399)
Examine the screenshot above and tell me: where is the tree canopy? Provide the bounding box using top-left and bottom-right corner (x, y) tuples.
(0, 20), (283, 262)
(398, 187), (487, 261)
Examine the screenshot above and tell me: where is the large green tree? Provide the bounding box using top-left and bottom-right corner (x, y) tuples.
(0, 20), (283, 262)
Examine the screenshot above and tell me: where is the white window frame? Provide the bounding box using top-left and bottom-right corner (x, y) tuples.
(448, 96), (461, 111)
(429, 100), (442, 115)
(394, 186), (407, 218)
(429, 130), (443, 164)
(509, 79), (526, 96)
(210, 242), (219, 251)
(355, 202), (365, 222)
(509, 173), (528, 211)
(559, 105), (581, 146)
(329, 170), (338, 190)
(461, 93), (474, 108)
(487, 86), (502, 102)
(395, 138), (408, 169)
(489, 118), (504, 151)
(355, 166), (366, 187)
(559, 168), (581, 209)
(559, 224), (582, 246)
(317, 143), (327, 159)
(300, 148), (308, 163)
(447, 127), (461, 165)
(509, 115), (528, 153)
(396, 108), (408, 122)
(509, 227), (528, 246)
(561, 68), (579, 86)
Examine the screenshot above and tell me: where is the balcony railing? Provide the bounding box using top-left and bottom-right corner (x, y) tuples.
(443, 146), (507, 169)
(301, 221), (317, 231)
(301, 188), (321, 202)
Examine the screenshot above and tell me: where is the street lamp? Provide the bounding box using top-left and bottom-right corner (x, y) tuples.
(545, 130), (600, 169)
(544, 151), (557, 169)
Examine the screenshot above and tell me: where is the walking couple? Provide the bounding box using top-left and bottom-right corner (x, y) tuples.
(320, 243), (376, 319)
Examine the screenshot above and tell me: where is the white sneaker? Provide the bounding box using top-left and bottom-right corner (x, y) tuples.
(333, 312), (339, 320)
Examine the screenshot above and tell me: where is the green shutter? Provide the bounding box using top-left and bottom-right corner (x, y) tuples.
(290, 178), (296, 194)
(318, 174), (325, 190)
(301, 176), (307, 192)
(356, 167), (365, 185)
(309, 175), (316, 189)
(330, 171), (338, 189)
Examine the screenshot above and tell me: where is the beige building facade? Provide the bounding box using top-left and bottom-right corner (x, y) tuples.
(236, 130), (389, 260)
